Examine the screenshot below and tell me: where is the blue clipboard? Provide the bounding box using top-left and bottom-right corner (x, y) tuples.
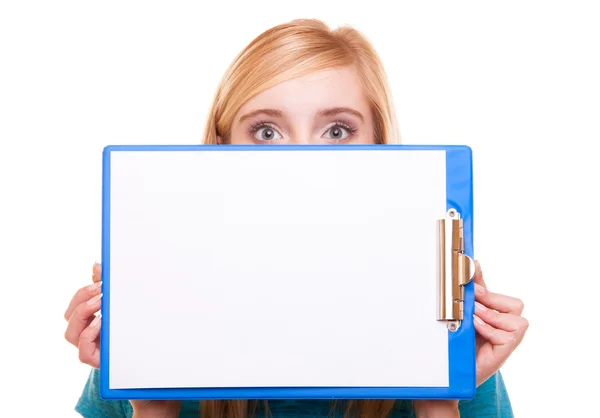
(99, 144), (476, 401)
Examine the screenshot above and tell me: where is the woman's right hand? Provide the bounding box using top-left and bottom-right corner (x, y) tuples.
(64, 263), (182, 416)
(64, 262), (103, 368)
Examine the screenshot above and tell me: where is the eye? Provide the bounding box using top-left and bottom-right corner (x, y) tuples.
(323, 123), (355, 141)
(253, 125), (282, 141)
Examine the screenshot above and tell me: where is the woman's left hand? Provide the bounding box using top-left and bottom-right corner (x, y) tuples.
(414, 261), (528, 417)
(472, 260), (529, 387)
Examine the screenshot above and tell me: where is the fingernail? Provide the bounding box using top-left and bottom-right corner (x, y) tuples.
(474, 315), (484, 325)
(475, 301), (487, 311)
(87, 293), (103, 305)
(475, 283), (485, 294)
(87, 281), (102, 291)
(91, 313), (102, 327)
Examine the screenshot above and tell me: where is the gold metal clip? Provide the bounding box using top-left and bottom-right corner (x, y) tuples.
(437, 209), (475, 331)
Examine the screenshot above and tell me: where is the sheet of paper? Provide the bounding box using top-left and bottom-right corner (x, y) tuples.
(107, 148), (449, 389)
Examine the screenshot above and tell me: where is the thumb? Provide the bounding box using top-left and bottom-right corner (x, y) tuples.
(473, 260), (487, 289)
(93, 262), (102, 283)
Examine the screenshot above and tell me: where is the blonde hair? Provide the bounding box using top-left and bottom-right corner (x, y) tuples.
(202, 18), (400, 145)
(200, 19), (404, 418)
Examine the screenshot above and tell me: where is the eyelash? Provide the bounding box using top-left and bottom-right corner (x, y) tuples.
(248, 120), (358, 141)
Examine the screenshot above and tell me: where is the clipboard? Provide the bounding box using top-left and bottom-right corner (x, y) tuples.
(99, 144), (477, 401)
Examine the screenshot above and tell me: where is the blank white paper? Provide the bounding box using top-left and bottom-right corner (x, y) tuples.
(107, 148), (449, 389)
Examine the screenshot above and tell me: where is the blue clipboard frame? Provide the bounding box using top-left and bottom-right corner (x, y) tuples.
(99, 144), (476, 401)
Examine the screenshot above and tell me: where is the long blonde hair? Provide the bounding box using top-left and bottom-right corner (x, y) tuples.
(202, 18), (400, 145)
(200, 18), (403, 418)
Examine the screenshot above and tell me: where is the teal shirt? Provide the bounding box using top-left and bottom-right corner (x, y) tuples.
(75, 369), (513, 417)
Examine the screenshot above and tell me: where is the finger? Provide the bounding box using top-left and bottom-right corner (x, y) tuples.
(474, 283), (524, 316)
(473, 314), (513, 346)
(79, 314), (102, 368)
(64, 281), (103, 321)
(474, 314), (527, 359)
(64, 293), (103, 346)
(475, 302), (529, 335)
(472, 260), (526, 316)
(64, 263), (102, 321)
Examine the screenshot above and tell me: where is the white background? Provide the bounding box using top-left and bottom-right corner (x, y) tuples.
(1, 1), (598, 416)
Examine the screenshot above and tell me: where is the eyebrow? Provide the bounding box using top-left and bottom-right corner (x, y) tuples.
(238, 107), (365, 123)
(238, 109), (284, 123)
(316, 107), (364, 121)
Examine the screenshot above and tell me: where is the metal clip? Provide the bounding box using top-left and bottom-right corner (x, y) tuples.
(437, 209), (475, 331)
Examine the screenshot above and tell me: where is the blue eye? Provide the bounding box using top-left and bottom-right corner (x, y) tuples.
(324, 125), (349, 140)
(323, 123), (356, 141)
(251, 124), (283, 141)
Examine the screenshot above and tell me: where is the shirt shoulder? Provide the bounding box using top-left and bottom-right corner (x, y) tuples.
(74, 369), (200, 418)
(458, 372), (514, 418)
(75, 368), (132, 418)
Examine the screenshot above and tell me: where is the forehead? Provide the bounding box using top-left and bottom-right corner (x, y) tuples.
(236, 66), (370, 117)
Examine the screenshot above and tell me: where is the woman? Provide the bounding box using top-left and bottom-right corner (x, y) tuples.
(65, 19), (528, 418)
